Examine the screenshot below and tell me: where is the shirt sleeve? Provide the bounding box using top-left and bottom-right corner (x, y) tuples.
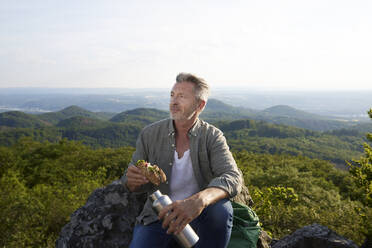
(206, 129), (243, 198)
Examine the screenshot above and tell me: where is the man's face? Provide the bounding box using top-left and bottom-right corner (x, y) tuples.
(169, 82), (200, 121)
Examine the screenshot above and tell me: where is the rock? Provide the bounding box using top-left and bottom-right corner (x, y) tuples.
(56, 182), (261, 248)
(271, 223), (359, 248)
(257, 230), (272, 248)
(231, 183), (254, 206)
(56, 180), (146, 248)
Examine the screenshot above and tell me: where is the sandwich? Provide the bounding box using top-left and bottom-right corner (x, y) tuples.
(136, 160), (167, 186)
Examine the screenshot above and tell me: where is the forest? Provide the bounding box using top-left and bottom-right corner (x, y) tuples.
(0, 105), (369, 165)
(0, 107), (371, 247)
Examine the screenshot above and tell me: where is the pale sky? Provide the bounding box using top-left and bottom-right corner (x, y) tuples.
(1, 0), (371, 90)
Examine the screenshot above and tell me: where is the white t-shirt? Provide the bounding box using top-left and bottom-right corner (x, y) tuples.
(169, 149), (199, 201)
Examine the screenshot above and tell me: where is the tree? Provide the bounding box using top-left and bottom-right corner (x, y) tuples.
(347, 108), (372, 240)
(0, 139), (133, 247)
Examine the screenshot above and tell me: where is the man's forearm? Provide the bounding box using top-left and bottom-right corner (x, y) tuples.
(194, 187), (229, 208)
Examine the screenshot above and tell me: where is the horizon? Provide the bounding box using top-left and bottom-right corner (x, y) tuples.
(0, 86), (370, 119)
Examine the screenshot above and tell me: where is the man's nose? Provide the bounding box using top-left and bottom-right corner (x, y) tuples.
(170, 97), (178, 104)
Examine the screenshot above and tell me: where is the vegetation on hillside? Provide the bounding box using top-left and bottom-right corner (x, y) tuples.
(236, 151), (366, 243)
(0, 111), (49, 128)
(0, 139), (134, 247)
(2, 100), (370, 131)
(0, 106), (371, 246)
(0, 108), (368, 164)
(347, 109), (372, 240)
(110, 108), (168, 125)
(0, 136), (370, 246)
(216, 119), (365, 164)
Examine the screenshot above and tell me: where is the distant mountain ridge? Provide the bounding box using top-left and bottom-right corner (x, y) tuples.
(260, 105), (325, 119)
(1, 89), (370, 123)
(1, 100), (370, 132)
(56, 116), (107, 128)
(110, 108), (169, 125)
(38, 105), (107, 125)
(0, 111), (49, 128)
(0, 104), (369, 165)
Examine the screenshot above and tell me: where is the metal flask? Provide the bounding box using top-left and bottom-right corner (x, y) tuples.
(150, 190), (199, 248)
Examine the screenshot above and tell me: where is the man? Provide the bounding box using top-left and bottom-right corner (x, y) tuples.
(122, 73), (243, 248)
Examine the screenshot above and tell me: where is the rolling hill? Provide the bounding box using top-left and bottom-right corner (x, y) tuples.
(110, 108), (169, 125)
(260, 105), (324, 119)
(38, 105), (109, 125)
(0, 105), (368, 165)
(0, 111), (49, 128)
(1, 101), (370, 133)
(56, 116), (108, 129)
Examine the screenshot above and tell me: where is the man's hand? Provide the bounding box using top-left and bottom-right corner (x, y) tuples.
(158, 194), (205, 235)
(125, 165), (149, 192)
(158, 187), (229, 234)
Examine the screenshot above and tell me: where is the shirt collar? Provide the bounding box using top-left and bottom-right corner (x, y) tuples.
(167, 118), (201, 137)
(188, 118), (201, 137)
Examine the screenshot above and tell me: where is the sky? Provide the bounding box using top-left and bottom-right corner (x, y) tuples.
(0, 0), (371, 90)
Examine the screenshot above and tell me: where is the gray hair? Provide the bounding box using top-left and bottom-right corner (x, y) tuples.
(176, 72), (210, 102)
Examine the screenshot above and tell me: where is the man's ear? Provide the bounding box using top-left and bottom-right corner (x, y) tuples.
(198, 100), (206, 112)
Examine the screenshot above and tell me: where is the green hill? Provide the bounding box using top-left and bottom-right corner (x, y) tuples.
(201, 99), (255, 121)
(94, 112), (117, 120)
(215, 119), (365, 165)
(202, 100), (358, 131)
(260, 105), (324, 119)
(205, 99), (255, 113)
(0, 106), (369, 165)
(252, 105), (352, 131)
(110, 108), (168, 125)
(259, 115), (350, 131)
(7, 100), (366, 132)
(0, 111), (49, 128)
(56, 116), (107, 129)
(38, 105), (105, 124)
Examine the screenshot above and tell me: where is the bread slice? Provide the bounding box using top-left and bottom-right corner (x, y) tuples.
(136, 160), (167, 186)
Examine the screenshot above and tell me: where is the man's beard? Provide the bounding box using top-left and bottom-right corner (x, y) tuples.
(170, 105), (198, 121)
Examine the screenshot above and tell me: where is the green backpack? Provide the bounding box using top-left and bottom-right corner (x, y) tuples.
(228, 201), (261, 248)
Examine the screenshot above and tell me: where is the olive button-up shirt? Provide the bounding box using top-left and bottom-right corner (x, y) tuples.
(121, 118), (243, 225)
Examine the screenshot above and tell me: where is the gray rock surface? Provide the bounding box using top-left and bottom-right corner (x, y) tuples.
(271, 223), (359, 248)
(258, 230), (272, 248)
(56, 181), (265, 248)
(231, 182), (254, 206)
(56, 181), (146, 248)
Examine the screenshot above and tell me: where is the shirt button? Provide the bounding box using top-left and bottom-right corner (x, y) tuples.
(169, 162), (173, 166)
(171, 144), (175, 147)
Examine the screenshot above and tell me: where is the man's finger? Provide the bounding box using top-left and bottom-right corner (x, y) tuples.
(128, 171), (148, 180)
(174, 220), (188, 235)
(127, 166), (148, 181)
(129, 178), (147, 185)
(162, 210), (178, 229)
(158, 204), (173, 220)
(166, 216), (180, 234)
(169, 215), (186, 234)
(127, 165), (142, 174)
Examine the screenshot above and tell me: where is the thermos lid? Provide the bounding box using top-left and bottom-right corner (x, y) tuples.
(150, 190), (162, 201)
